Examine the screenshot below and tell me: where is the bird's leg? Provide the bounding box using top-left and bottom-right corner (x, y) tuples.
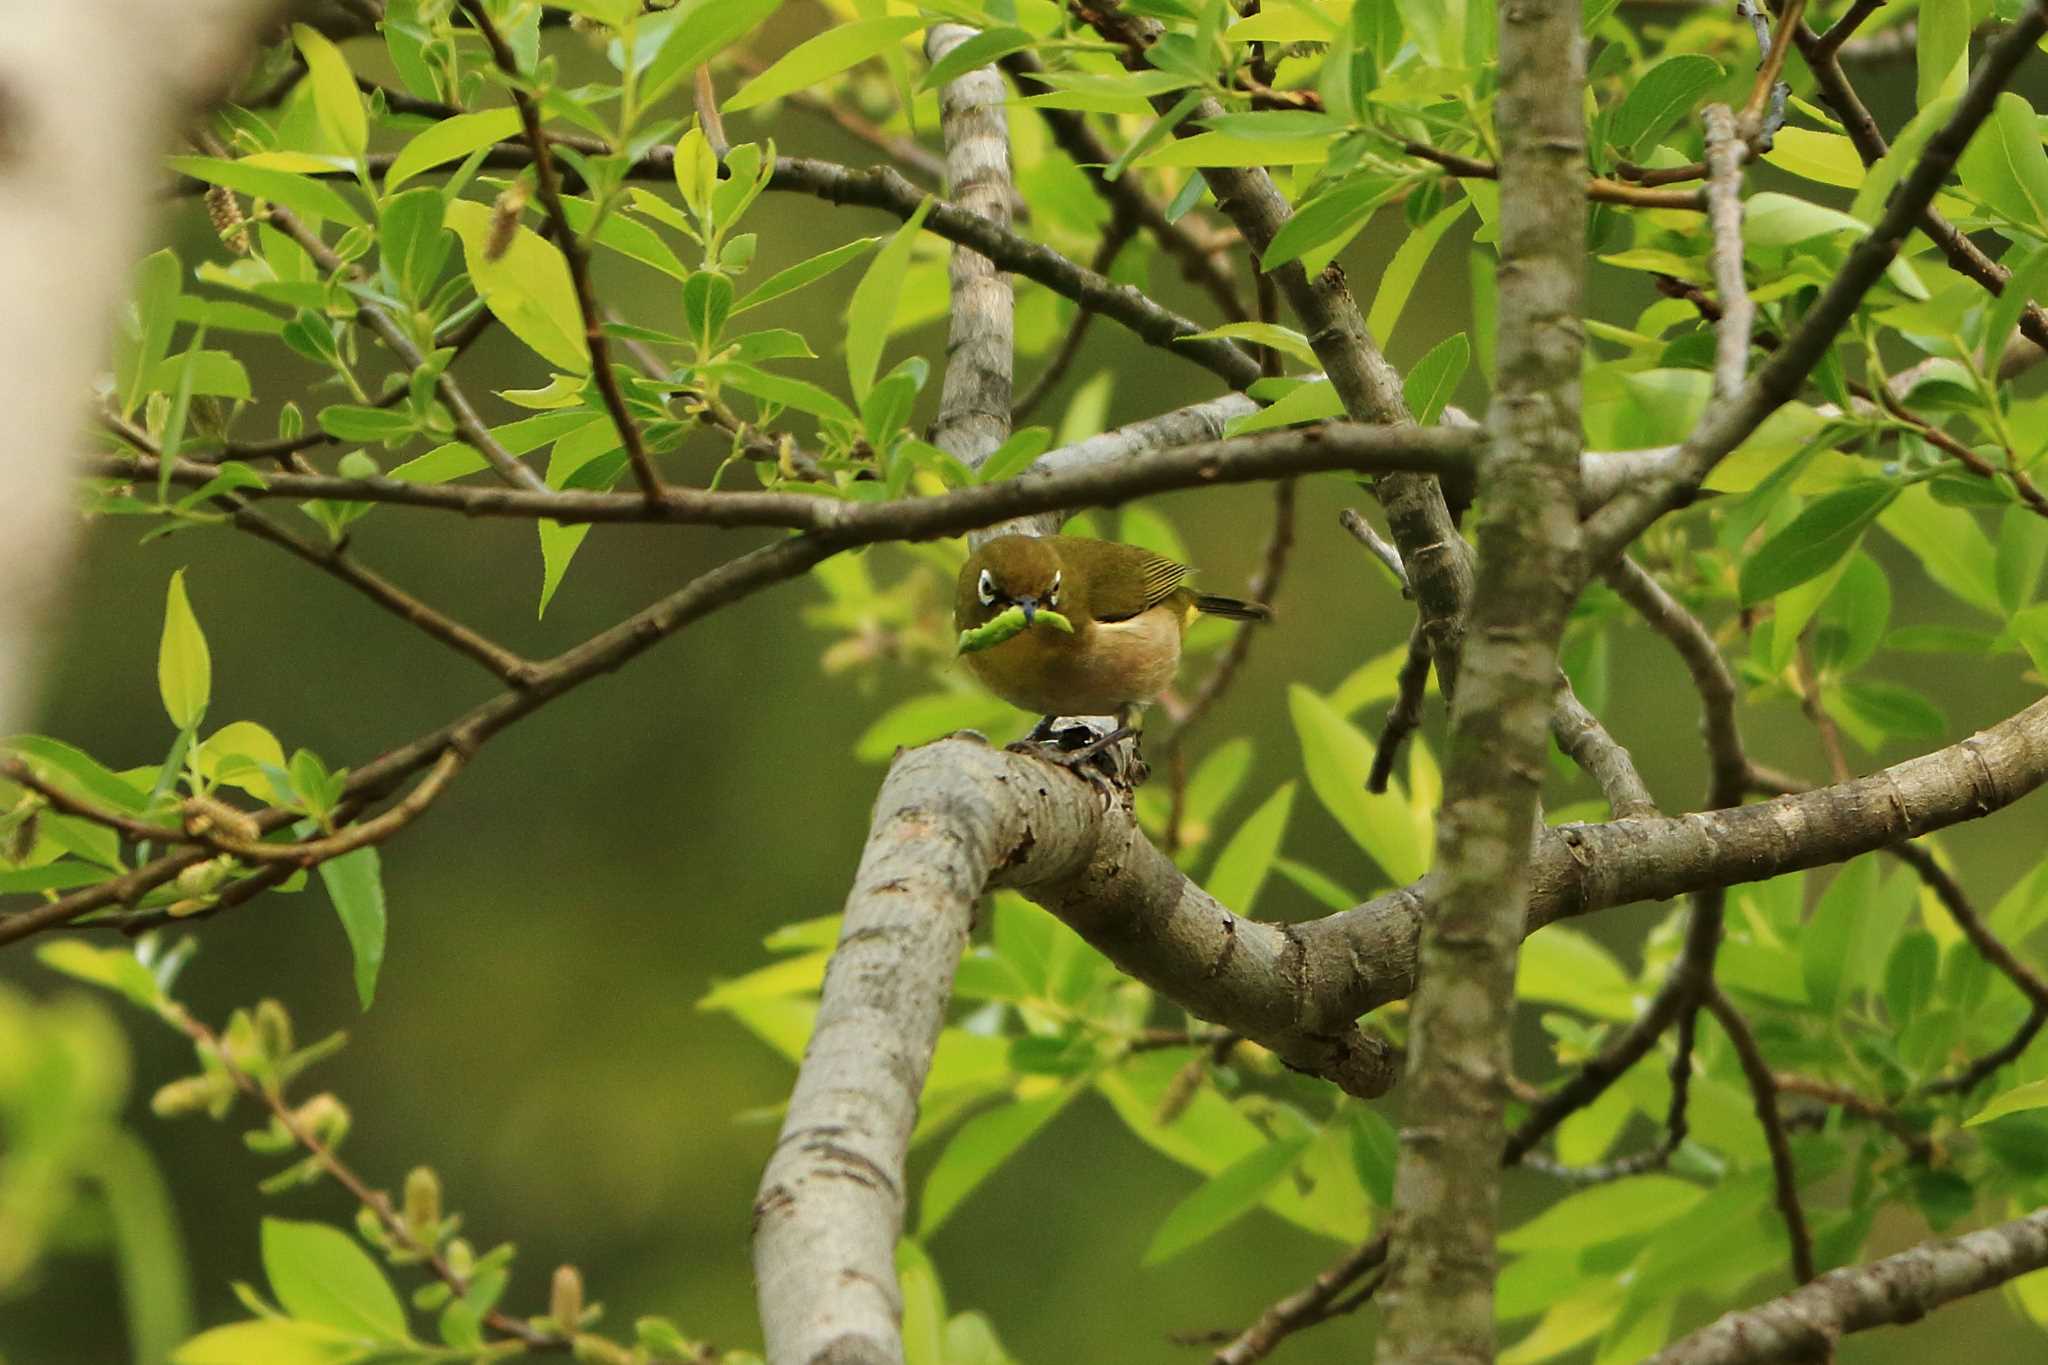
(1005, 709), (1146, 800)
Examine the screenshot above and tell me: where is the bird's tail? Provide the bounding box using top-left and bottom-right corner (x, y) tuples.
(1194, 593), (1272, 622)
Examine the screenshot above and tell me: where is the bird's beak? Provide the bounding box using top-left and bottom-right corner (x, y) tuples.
(1016, 596), (1039, 625)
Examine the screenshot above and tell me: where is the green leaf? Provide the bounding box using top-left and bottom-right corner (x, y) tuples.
(642, 0), (786, 104)
(1501, 1175), (1704, 1252)
(36, 941), (163, 1009)
(159, 570), (212, 731)
(919, 1088), (1077, 1235)
(1760, 128), (1868, 189)
(119, 248), (183, 415)
(536, 418), (620, 615)
(293, 25), (368, 158)
(195, 722), (291, 803)
(1607, 55), (1724, 157)
(318, 850), (386, 1011)
(5, 734), (153, 814)
(1917, 0), (1972, 111)
(1287, 686), (1429, 885)
(146, 350), (251, 403)
(1203, 783), (1294, 914)
(735, 237), (880, 314)
(975, 428), (1054, 484)
(722, 363), (859, 426)
(1878, 483), (2003, 617)
(846, 197), (932, 401)
(443, 199), (590, 373)
(921, 26), (1036, 90)
(1177, 322), (1320, 368)
(377, 188), (450, 303)
(89, 1129), (195, 1361)
(168, 158), (366, 228)
(262, 1218), (407, 1340)
(1135, 131), (1336, 168)
(388, 411), (590, 484)
(172, 1319), (358, 1365)
(1402, 332), (1469, 425)
(1262, 173), (1403, 272)
(727, 16), (922, 112)
(1516, 925), (1637, 1021)
(1802, 855), (1880, 1011)
(1738, 483), (1894, 605)
(855, 692), (1019, 761)
(1143, 1136), (1312, 1264)
(1222, 379), (1345, 436)
(1743, 192), (1870, 249)
(898, 1240), (947, 1365)
(384, 108), (524, 191)
(1366, 197), (1470, 349)
(317, 405), (416, 444)
(1958, 92), (2048, 234)
(1967, 1078), (2048, 1127)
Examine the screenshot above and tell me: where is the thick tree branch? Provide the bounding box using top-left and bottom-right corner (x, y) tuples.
(1376, 0), (1586, 1354)
(1648, 1204), (2048, 1364)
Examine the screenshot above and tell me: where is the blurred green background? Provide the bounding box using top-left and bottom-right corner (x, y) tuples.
(5, 28), (2047, 1365)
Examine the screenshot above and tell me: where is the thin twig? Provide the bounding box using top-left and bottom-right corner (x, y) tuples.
(1706, 982), (1818, 1284)
(1368, 625), (1432, 795)
(458, 0), (662, 499)
(1702, 105), (1752, 401)
(1207, 1234), (1390, 1365)
(163, 1003), (565, 1351)
(1773, 1072), (1933, 1164)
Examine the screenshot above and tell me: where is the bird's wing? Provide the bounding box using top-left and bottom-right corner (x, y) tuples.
(1085, 542), (1192, 621)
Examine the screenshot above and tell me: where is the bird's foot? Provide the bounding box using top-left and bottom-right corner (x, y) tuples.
(1006, 719), (1148, 803)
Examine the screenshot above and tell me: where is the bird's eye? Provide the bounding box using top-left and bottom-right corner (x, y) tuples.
(1048, 570), (1061, 607)
(977, 568), (997, 606)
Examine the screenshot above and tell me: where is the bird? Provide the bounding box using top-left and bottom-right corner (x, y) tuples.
(953, 533), (1270, 771)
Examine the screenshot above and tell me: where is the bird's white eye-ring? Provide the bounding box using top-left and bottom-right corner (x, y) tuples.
(977, 568), (997, 606)
(1048, 570), (1061, 607)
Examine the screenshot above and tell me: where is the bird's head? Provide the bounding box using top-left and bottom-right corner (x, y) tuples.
(961, 534), (1066, 627)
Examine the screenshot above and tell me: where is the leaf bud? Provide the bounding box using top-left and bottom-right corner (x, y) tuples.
(152, 1072), (232, 1117)
(404, 1165), (443, 1239)
(206, 185), (250, 254)
(254, 998), (294, 1060)
(486, 180), (531, 262)
(571, 1335), (633, 1365)
(550, 1264), (585, 1329)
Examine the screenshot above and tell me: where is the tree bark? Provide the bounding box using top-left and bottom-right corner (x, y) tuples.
(0, 0), (277, 732)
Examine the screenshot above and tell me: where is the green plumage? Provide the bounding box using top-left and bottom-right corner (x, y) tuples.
(953, 534), (1271, 722)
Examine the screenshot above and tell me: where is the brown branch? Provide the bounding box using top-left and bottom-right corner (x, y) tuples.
(1553, 675), (1659, 818)
(1706, 983), (1818, 1284)
(1702, 105), (1753, 401)
(1794, 14), (2048, 359)
(260, 199), (551, 495)
(457, 0), (661, 499)
(1773, 1072), (1934, 1164)
(162, 1003), (565, 1352)
(1583, 6), (2048, 568)
(98, 420), (1484, 534)
(194, 749), (466, 866)
(1604, 557), (1749, 804)
(1649, 1204), (2048, 1364)
(1399, 140), (1707, 210)
(1739, 0), (1806, 137)
(1208, 1234), (1389, 1365)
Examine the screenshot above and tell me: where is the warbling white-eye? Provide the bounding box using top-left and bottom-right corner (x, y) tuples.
(954, 534), (1270, 765)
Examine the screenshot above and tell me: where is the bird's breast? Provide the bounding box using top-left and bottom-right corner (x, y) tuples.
(963, 608), (1184, 717)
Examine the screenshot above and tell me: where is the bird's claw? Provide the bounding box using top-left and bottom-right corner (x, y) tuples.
(1006, 721), (1147, 805)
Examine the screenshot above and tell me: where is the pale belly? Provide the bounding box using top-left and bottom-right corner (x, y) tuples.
(963, 609), (1183, 717)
